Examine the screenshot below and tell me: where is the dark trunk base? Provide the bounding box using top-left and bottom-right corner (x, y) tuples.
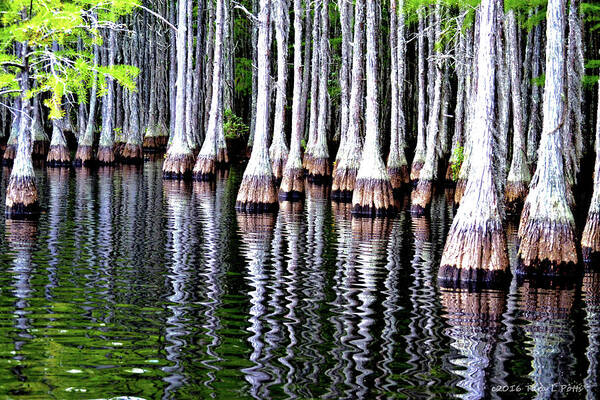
(307, 174), (331, 185)
(97, 145), (116, 165)
(6, 176), (39, 220)
(278, 190), (304, 202)
(193, 156), (217, 181)
(352, 204), (397, 218)
(74, 145), (95, 167)
(120, 143), (143, 165)
(438, 265), (510, 290)
(410, 161), (424, 182)
(331, 189), (353, 203)
(235, 201), (278, 213)
(516, 258), (581, 278)
(143, 136), (167, 152)
(46, 144), (71, 167)
(163, 153), (195, 180)
(388, 165), (410, 190)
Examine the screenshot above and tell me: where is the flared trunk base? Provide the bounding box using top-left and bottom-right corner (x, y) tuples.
(193, 155), (217, 181)
(46, 145), (71, 167)
(505, 181), (528, 215)
(5, 175), (39, 219)
(438, 265), (510, 289)
(518, 215), (579, 274)
(279, 167), (304, 201)
(351, 177), (396, 217)
(271, 157), (286, 181)
(120, 143), (143, 164)
(236, 174), (278, 213)
(217, 148), (229, 166)
(439, 221), (509, 284)
(143, 136), (167, 152)
(306, 157), (331, 184)
(74, 145), (95, 167)
(582, 212), (600, 262)
(332, 166), (357, 202)
(32, 140), (49, 159)
(410, 161), (423, 182)
(97, 145), (116, 165)
(3, 145), (16, 166)
(411, 180), (433, 216)
(162, 152), (195, 180)
(388, 165), (410, 191)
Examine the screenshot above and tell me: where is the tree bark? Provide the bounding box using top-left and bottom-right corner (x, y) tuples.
(351, 0), (395, 216)
(518, 0), (578, 273)
(194, 0), (226, 181)
(236, 0), (278, 212)
(302, 1), (320, 170)
(75, 42), (99, 166)
(387, 0), (409, 190)
(410, 8), (427, 181)
(526, 23), (542, 169)
(337, 0), (352, 144)
(439, 0), (508, 284)
(269, 0), (290, 180)
(123, 16), (144, 164)
(331, 0), (364, 201)
(163, 0), (195, 179)
(505, 10), (530, 212)
(279, 0), (305, 200)
(47, 41), (71, 167)
(582, 79), (600, 260)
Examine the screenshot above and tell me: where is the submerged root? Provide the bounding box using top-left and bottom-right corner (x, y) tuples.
(410, 161), (424, 182)
(351, 177), (396, 217)
(306, 157), (331, 184)
(582, 212), (600, 262)
(439, 220), (509, 285)
(46, 145), (71, 167)
(236, 173), (278, 213)
(74, 145), (95, 167)
(5, 175), (39, 219)
(332, 166), (357, 202)
(193, 155), (217, 181)
(97, 145), (116, 165)
(120, 143), (143, 164)
(505, 181), (529, 215)
(162, 152), (195, 180)
(517, 204), (579, 275)
(3, 145), (16, 166)
(279, 167), (304, 201)
(388, 165), (410, 191)
(411, 180), (433, 216)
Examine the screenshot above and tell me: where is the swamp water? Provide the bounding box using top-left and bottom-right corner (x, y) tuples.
(0, 160), (596, 399)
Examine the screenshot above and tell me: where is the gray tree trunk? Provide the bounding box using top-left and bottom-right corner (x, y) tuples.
(518, 0), (578, 271)
(582, 79), (600, 256)
(75, 41), (99, 165)
(337, 0), (352, 144)
(410, 8), (427, 181)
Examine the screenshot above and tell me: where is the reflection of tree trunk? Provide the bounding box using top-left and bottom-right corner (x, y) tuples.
(583, 272), (600, 398)
(440, 287), (506, 400)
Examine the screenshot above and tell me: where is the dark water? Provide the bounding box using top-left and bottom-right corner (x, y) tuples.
(0, 160), (597, 399)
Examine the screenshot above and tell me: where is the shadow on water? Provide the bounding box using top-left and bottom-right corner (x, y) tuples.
(0, 161), (595, 399)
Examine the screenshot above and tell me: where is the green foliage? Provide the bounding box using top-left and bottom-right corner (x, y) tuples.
(451, 145), (464, 182)
(531, 74), (545, 87)
(234, 57), (253, 97)
(301, 138), (307, 151)
(224, 109), (249, 140)
(0, 0), (137, 119)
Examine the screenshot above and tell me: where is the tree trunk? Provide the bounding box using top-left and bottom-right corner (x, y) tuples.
(236, 0), (277, 212)
(527, 23), (542, 169)
(163, 0), (195, 179)
(248, 0), (259, 152)
(184, 0), (197, 152)
(98, 27), (117, 164)
(505, 10), (530, 212)
(410, 8), (427, 181)
(269, 0), (290, 180)
(351, 0), (395, 216)
(279, 0), (305, 200)
(75, 41), (99, 166)
(337, 0), (352, 144)
(438, 0), (508, 284)
(31, 96), (49, 159)
(411, 2), (443, 215)
(169, 0), (177, 137)
(123, 16), (144, 164)
(387, 0), (409, 190)
(298, 3), (312, 141)
(3, 96), (21, 164)
(518, 0), (578, 274)
(194, 0), (225, 181)
(331, 0), (364, 201)
(6, 42), (39, 218)
(306, 0), (331, 182)
(191, 0), (206, 148)
(47, 42), (71, 167)
(302, 1), (320, 170)
(581, 79), (600, 260)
